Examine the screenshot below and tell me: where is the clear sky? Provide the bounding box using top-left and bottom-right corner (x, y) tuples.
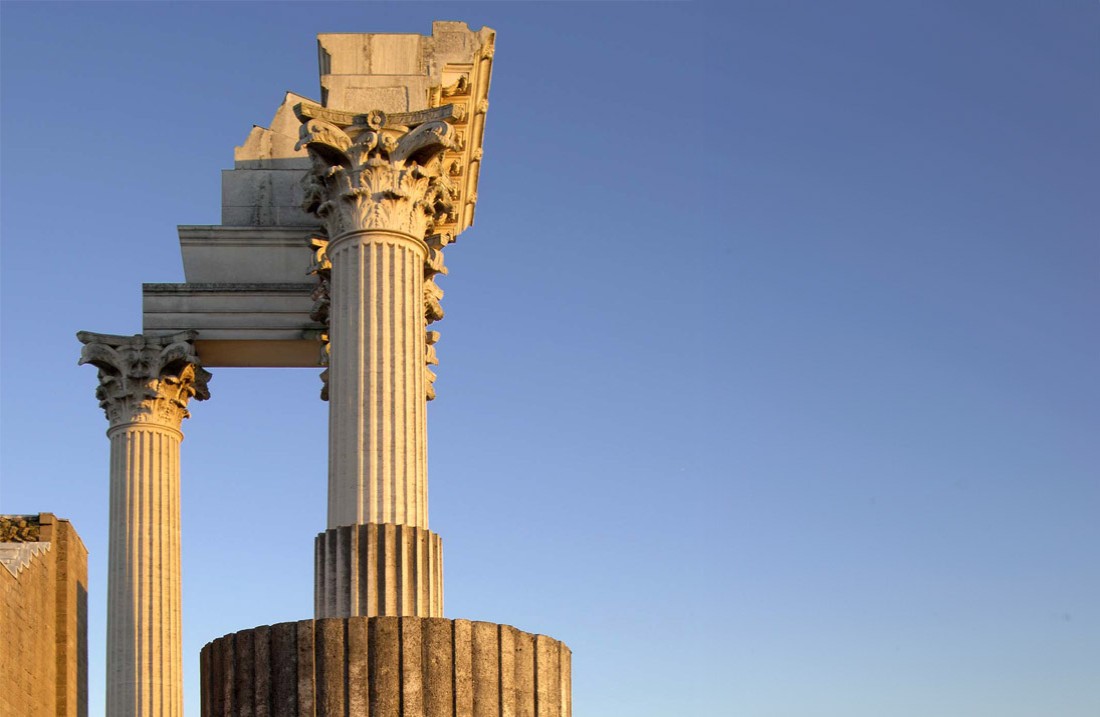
(1, 2), (1097, 715)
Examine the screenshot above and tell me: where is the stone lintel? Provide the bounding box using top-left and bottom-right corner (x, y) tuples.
(193, 340), (321, 368)
(143, 283), (323, 368)
(179, 225), (319, 284)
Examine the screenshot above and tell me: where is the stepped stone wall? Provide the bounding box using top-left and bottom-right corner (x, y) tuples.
(201, 617), (571, 717)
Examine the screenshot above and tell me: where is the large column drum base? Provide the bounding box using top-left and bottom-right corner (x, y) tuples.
(316, 524), (443, 618)
(200, 617), (571, 717)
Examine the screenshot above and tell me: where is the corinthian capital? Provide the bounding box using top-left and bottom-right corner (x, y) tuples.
(295, 103), (460, 240)
(77, 331), (211, 430)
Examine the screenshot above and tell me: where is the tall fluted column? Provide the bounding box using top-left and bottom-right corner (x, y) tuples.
(78, 331), (210, 717)
(297, 104), (458, 617)
(326, 229), (429, 528)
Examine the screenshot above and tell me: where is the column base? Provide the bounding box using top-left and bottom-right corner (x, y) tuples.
(315, 523), (443, 618)
(200, 617), (571, 716)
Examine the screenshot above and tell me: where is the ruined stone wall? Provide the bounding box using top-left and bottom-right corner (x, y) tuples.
(1, 521), (56, 717)
(202, 617), (571, 717)
(0, 514), (88, 717)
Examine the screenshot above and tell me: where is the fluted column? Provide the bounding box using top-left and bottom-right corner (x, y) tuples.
(78, 331), (211, 717)
(297, 104), (457, 617)
(327, 229), (429, 528)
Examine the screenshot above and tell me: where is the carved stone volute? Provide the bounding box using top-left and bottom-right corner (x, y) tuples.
(296, 104), (459, 241)
(77, 330), (211, 430)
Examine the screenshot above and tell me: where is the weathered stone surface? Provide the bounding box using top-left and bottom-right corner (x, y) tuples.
(315, 523), (443, 619)
(225, 91), (315, 228)
(234, 91), (314, 169)
(201, 618), (571, 717)
(0, 515), (41, 543)
(0, 513), (88, 717)
(178, 226), (317, 284)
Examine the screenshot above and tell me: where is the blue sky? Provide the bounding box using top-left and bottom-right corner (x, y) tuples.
(2, 2), (1098, 715)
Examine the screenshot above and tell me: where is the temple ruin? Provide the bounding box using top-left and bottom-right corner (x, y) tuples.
(77, 22), (572, 717)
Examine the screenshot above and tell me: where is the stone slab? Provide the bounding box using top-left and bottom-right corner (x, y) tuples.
(143, 283), (323, 367)
(178, 226), (318, 284)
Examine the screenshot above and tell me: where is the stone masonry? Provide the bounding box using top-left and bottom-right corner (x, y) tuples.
(0, 513), (89, 717)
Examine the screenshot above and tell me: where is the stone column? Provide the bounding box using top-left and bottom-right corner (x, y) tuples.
(297, 105), (457, 618)
(326, 227), (430, 529)
(201, 617), (572, 717)
(78, 330), (211, 717)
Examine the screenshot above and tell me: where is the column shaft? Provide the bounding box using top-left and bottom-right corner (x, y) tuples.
(106, 423), (183, 717)
(327, 229), (428, 531)
(298, 107), (456, 619)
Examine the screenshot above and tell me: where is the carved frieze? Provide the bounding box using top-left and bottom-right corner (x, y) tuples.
(77, 331), (211, 429)
(426, 32), (494, 238)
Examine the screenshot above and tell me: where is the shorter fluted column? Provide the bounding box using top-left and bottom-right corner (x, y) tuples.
(78, 331), (210, 717)
(200, 618), (571, 717)
(315, 524), (443, 618)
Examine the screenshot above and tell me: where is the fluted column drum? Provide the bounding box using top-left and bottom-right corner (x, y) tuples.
(316, 524), (443, 618)
(200, 617), (571, 717)
(327, 230), (429, 531)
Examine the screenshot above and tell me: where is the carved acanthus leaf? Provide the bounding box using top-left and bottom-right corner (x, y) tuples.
(77, 331), (211, 429)
(305, 235), (333, 401)
(424, 280), (445, 324)
(425, 330), (440, 401)
(296, 103), (459, 240)
(307, 235), (332, 325)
